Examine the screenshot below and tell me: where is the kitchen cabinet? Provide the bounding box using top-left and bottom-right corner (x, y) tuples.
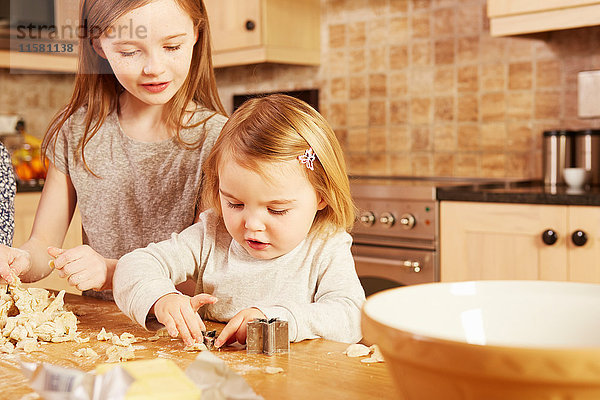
(487, 0), (600, 36)
(440, 201), (600, 283)
(0, 0), (321, 72)
(14, 192), (82, 294)
(205, 0), (320, 67)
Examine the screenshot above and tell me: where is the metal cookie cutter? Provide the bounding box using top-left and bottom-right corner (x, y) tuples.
(202, 329), (217, 350)
(246, 318), (289, 355)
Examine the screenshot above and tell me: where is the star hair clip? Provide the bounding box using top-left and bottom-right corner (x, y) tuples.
(298, 148), (316, 171)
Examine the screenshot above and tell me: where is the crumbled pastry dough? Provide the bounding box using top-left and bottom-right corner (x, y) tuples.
(111, 332), (136, 346)
(361, 344), (385, 363)
(75, 336), (90, 344)
(105, 344), (135, 363)
(343, 343), (371, 357)
(74, 347), (99, 358)
(146, 335), (160, 341)
(0, 278), (80, 353)
(16, 338), (40, 353)
(183, 342), (208, 352)
(264, 366), (284, 374)
(96, 327), (113, 341)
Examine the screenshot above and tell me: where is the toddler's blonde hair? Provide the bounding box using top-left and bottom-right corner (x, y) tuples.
(202, 94), (355, 234)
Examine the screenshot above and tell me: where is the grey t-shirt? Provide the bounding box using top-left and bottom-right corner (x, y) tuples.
(47, 107), (227, 260)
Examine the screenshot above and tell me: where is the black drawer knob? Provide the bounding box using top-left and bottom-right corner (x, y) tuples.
(245, 20), (256, 31)
(542, 229), (558, 245)
(572, 230), (588, 246)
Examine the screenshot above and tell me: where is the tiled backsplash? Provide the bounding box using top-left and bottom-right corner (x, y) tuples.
(2, 0), (600, 179)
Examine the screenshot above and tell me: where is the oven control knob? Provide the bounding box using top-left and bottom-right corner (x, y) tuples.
(359, 212), (376, 226)
(399, 213), (415, 229)
(379, 212), (395, 227)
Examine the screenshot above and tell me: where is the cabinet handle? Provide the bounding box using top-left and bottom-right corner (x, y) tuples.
(571, 230), (588, 247)
(245, 20), (256, 31)
(541, 229), (558, 245)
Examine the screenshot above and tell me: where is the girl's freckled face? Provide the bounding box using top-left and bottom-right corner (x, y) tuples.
(97, 0), (197, 107)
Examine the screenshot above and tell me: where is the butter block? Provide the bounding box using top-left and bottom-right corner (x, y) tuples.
(95, 358), (201, 400)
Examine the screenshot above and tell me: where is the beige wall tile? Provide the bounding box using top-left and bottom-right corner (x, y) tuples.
(369, 126), (387, 153)
(435, 39), (455, 65)
(350, 76), (367, 99)
(411, 97), (432, 124)
(535, 90), (561, 120)
(507, 91), (533, 120)
(369, 100), (386, 125)
(388, 125), (410, 152)
(509, 62), (533, 90)
(434, 153), (455, 175)
(433, 124), (456, 151)
(390, 45), (409, 70)
(434, 96), (454, 122)
(536, 60), (561, 88)
(349, 100), (369, 127)
(458, 65), (478, 92)
(481, 63), (505, 91)
(411, 125), (432, 151)
(457, 124), (480, 150)
(411, 41), (432, 66)
(412, 12), (431, 38)
(390, 99), (409, 124)
(329, 24), (346, 48)
(458, 94), (478, 122)
(435, 66), (455, 92)
(481, 92), (505, 122)
(369, 73), (387, 98)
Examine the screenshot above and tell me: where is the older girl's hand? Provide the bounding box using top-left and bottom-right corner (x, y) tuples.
(153, 292), (218, 346)
(48, 245), (111, 291)
(215, 308), (266, 348)
(0, 244), (31, 283)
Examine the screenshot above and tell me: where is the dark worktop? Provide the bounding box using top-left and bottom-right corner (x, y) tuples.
(437, 180), (600, 206)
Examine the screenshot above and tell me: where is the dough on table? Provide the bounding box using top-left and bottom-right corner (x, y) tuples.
(343, 343), (371, 357)
(0, 279), (81, 353)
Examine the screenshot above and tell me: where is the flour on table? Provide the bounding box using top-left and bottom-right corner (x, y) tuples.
(0, 279), (81, 353)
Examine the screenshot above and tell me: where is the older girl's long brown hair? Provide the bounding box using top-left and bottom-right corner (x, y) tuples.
(42, 0), (226, 174)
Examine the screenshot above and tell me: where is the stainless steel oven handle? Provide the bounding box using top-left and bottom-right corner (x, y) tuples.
(353, 255), (421, 273)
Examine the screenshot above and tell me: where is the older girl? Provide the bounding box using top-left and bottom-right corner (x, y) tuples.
(0, 0), (227, 295)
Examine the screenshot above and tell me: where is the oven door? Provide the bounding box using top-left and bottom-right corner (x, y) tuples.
(352, 243), (438, 297)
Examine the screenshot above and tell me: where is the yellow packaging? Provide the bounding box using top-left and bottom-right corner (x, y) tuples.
(95, 358), (201, 400)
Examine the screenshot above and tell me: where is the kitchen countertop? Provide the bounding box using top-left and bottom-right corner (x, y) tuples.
(437, 180), (600, 206)
(1, 293), (394, 399)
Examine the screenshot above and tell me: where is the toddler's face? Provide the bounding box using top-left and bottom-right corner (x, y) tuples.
(95, 0), (197, 107)
(218, 159), (326, 260)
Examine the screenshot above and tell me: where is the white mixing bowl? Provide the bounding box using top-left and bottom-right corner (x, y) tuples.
(362, 280), (600, 400)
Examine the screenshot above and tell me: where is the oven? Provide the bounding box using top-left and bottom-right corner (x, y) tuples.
(350, 177), (442, 296)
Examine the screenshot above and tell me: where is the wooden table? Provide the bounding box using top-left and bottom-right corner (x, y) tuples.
(1, 293), (396, 399)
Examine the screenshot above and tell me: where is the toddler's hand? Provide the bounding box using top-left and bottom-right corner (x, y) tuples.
(153, 292), (218, 346)
(0, 244), (31, 284)
(48, 245), (109, 291)
(215, 308), (266, 348)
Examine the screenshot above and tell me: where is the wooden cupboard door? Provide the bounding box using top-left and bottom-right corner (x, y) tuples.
(205, 0), (262, 52)
(567, 206), (600, 283)
(441, 202), (568, 282)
